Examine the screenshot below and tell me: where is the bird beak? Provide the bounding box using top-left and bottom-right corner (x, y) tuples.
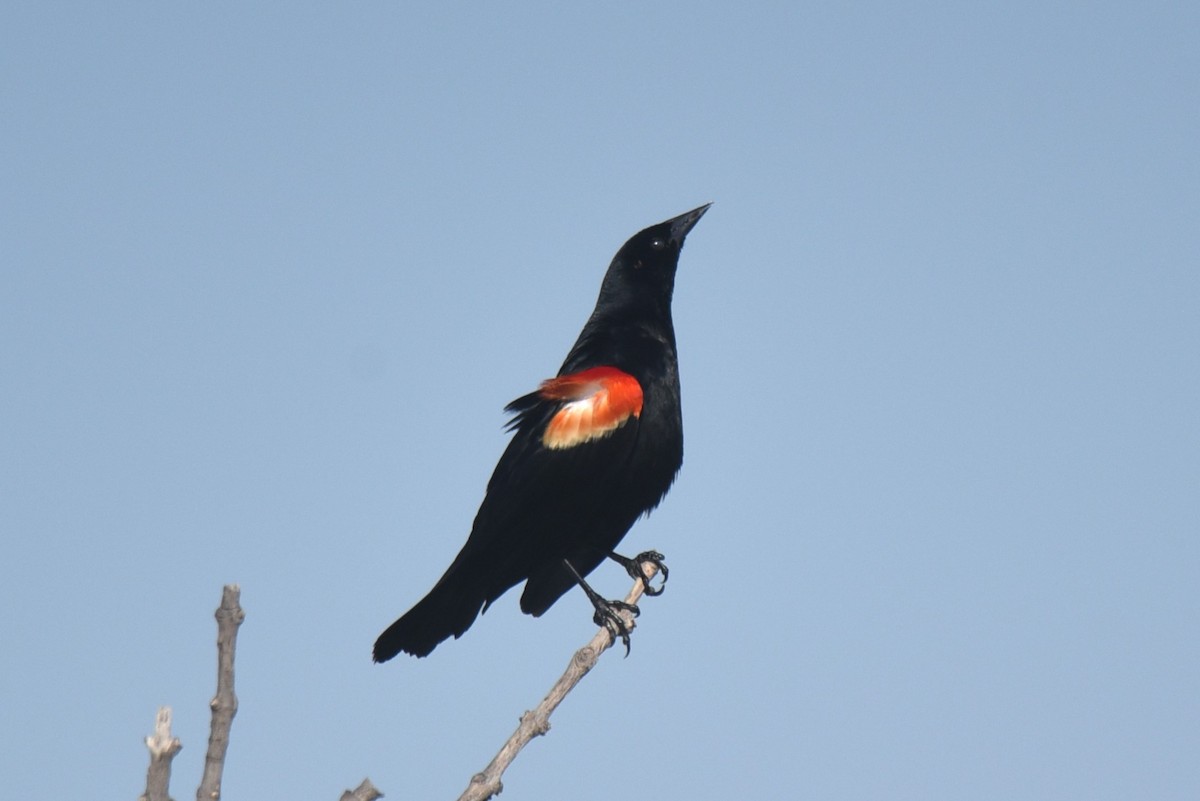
(667, 202), (712, 245)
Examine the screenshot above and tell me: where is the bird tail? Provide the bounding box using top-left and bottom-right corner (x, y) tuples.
(373, 566), (484, 661)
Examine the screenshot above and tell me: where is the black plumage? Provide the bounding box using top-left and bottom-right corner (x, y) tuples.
(374, 204), (709, 660)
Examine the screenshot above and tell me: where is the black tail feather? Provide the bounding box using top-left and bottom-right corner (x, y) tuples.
(373, 572), (484, 661)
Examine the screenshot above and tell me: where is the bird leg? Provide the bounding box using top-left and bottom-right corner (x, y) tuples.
(563, 559), (639, 656)
(608, 549), (669, 596)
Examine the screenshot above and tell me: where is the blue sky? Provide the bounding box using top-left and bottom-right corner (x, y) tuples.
(2, 3), (1197, 799)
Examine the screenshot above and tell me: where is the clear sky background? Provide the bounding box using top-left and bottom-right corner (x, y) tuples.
(2, 3), (1197, 799)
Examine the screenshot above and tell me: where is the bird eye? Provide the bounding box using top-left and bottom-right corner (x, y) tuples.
(650, 238), (666, 251)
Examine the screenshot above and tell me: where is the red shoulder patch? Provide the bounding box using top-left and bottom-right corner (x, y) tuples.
(538, 367), (643, 450)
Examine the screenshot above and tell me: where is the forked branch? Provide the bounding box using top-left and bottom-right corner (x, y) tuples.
(137, 586), (384, 801)
(140, 706), (183, 801)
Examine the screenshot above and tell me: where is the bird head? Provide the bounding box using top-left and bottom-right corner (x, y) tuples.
(595, 203), (711, 314)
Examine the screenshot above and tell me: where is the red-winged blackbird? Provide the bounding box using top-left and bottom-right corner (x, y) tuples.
(373, 204), (710, 661)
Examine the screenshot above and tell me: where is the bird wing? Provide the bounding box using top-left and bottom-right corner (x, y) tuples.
(441, 366), (643, 594)
(491, 365), (643, 509)
(527, 366), (643, 449)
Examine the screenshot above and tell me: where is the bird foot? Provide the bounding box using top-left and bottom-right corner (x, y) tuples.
(563, 557), (645, 656)
(610, 549), (669, 596)
(592, 597), (640, 656)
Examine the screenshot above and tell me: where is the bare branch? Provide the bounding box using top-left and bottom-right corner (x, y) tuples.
(339, 778), (384, 801)
(457, 561), (661, 801)
(196, 585), (245, 801)
(141, 706), (183, 801)
(137, 586), (383, 801)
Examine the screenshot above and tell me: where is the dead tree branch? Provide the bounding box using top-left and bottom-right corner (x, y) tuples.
(137, 585), (383, 800)
(457, 561), (662, 801)
(196, 584), (245, 801)
(339, 778), (385, 801)
(140, 706), (183, 801)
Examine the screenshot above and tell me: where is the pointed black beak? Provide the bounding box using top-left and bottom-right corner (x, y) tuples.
(667, 202), (712, 245)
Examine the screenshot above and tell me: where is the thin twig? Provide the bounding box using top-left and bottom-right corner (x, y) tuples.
(196, 585), (245, 801)
(140, 706), (183, 801)
(457, 561), (662, 801)
(339, 778), (384, 801)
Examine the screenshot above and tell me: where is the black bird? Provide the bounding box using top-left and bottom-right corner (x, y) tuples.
(374, 204), (710, 661)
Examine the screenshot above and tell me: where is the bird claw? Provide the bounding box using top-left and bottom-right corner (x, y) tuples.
(564, 553), (669, 655)
(611, 550), (669, 596)
(592, 598), (640, 656)
(634, 550), (669, 595)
